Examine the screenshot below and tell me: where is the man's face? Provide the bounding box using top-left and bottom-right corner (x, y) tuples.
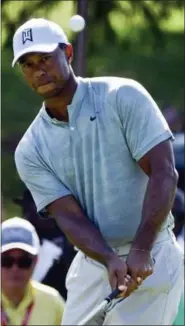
(1, 249), (37, 291)
(18, 45), (72, 99)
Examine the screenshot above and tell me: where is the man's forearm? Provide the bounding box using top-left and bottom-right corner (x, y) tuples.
(62, 216), (114, 265)
(48, 199), (115, 267)
(131, 170), (178, 251)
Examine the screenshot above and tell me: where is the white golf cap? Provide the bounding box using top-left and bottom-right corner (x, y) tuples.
(1, 217), (40, 255)
(12, 18), (69, 67)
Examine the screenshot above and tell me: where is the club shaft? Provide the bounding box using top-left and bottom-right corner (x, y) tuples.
(78, 288), (121, 325)
(78, 300), (107, 325)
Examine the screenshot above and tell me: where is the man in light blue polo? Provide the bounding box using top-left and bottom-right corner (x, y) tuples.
(13, 18), (184, 325)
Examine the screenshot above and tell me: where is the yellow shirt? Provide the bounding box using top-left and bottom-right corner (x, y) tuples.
(1, 280), (65, 325)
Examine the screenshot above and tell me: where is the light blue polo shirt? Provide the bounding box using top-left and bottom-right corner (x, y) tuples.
(15, 77), (174, 247)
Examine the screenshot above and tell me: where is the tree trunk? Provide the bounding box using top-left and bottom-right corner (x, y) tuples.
(73, 0), (88, 77)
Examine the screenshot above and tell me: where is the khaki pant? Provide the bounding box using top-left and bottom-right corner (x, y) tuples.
(62, 229), (184, 325)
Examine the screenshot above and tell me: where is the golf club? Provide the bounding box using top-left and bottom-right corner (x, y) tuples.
(77, 288), (121, 325)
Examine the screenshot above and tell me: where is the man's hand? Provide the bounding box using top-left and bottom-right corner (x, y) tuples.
(107, 254), (142, 298)
(126, 249), (154, 283)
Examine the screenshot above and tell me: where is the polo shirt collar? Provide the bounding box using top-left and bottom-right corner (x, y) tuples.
(39, 76), (88, 125)
(2, 282), (34, 311)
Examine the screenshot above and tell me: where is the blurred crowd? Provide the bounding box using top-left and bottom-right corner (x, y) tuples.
(163, 106), (184, 250)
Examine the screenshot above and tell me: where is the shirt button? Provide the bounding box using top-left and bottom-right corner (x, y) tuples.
(70, 126), (75, 131)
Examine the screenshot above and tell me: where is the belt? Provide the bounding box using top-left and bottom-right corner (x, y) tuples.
(113, 227), (175, 256)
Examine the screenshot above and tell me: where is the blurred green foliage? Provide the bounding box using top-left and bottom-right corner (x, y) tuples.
(2, 0), (184, 219)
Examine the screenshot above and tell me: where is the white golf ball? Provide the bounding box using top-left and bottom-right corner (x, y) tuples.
(69, 15), (85, 32)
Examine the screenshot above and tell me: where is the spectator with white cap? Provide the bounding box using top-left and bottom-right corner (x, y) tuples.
(1, 217), (65, 326)
(12, 188), (76, 300)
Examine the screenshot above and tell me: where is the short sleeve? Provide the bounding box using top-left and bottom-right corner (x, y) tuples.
(14, 147), (71, 216)
(116, 80), (174, 161)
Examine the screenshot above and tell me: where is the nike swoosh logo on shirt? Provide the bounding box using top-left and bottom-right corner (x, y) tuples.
(90, 116), (96, 121)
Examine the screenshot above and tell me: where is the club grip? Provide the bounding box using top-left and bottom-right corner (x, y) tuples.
(105, 288), (121, 303)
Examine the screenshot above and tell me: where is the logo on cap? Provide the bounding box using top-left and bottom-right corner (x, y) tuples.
(22, 29), (33, 45)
